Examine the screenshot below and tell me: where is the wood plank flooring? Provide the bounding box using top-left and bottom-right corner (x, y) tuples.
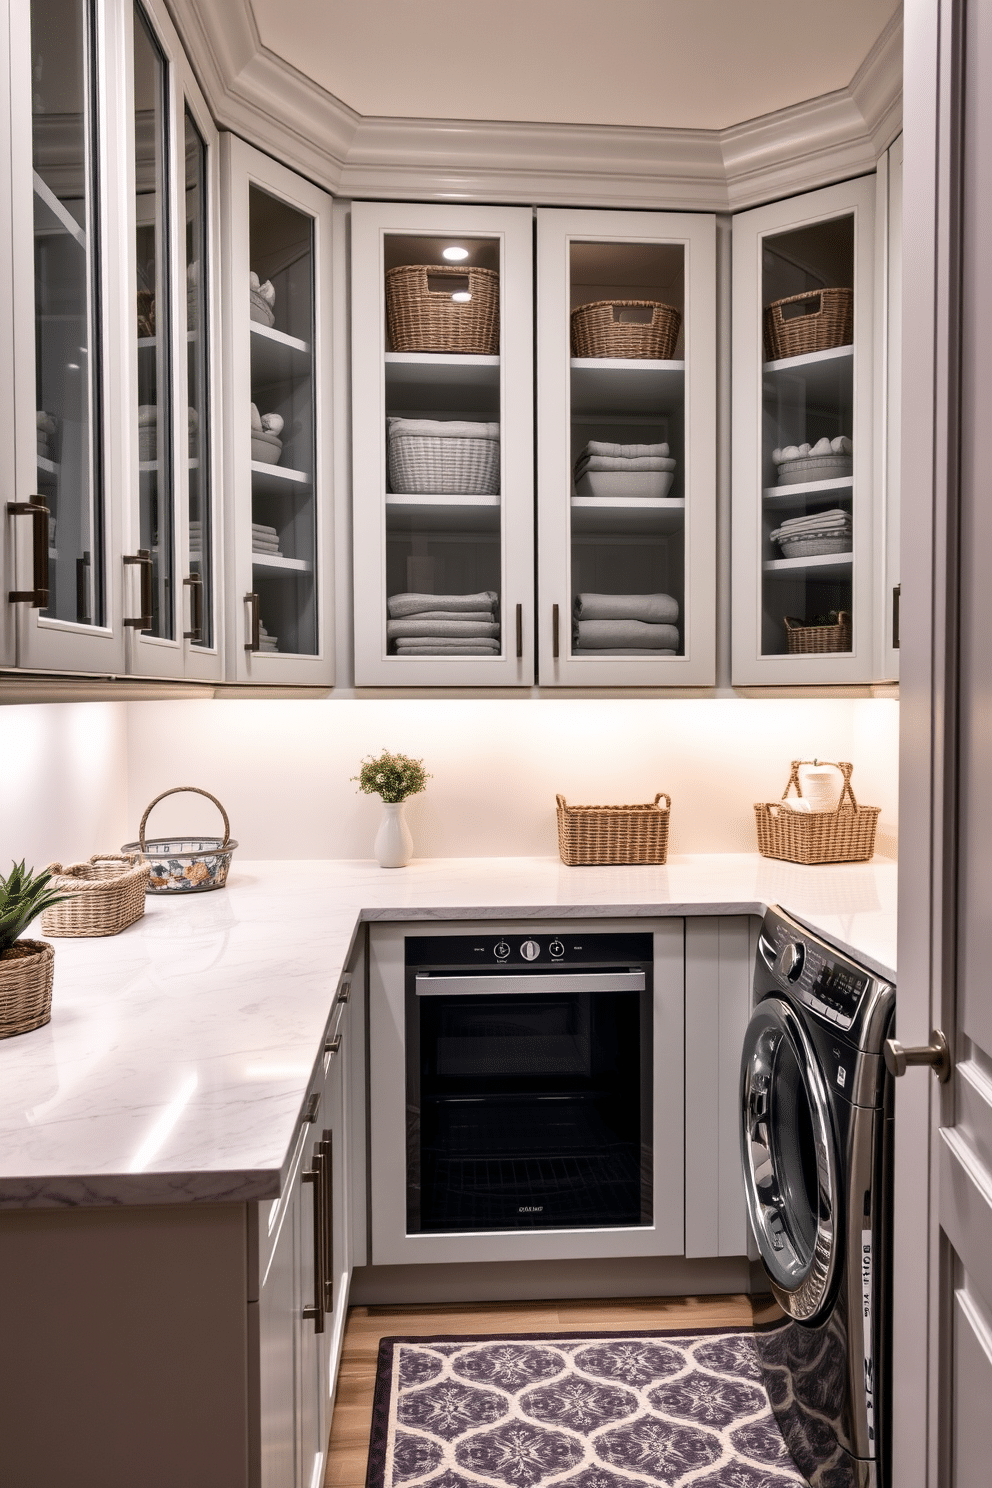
(323, 1293), (781, 1488)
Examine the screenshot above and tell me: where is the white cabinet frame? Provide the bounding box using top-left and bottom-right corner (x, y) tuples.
(351, 201), (535, 687)
(731, 176), (877, 684)
(536, 209), (717, 687)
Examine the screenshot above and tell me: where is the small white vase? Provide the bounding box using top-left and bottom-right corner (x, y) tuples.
(374, 800), (413, 868)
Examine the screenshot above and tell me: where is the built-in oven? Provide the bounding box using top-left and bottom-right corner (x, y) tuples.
(368, 919), (685, 1267)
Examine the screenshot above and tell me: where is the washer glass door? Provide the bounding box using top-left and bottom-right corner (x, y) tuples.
(740, 996), (840, 1320)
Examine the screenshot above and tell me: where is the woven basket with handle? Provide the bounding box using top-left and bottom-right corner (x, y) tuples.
(556, 792), (671, 866)
(385, 264), (499, 355)
(754, 760), (879, 864)
(0, 939), (54, 1039)
(784, 611), (851, 654)
(570, 300), (681, 360)
(40, 854), (150, 937)
(764, 287), (853, 360)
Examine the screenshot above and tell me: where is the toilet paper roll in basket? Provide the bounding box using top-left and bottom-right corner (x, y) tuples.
(798, 760), (845, 810)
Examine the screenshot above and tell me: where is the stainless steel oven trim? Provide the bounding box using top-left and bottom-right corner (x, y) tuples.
(414, 971), (646, 996)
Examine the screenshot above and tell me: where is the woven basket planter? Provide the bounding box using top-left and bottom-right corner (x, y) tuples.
(388, 422), (500, 496)
(764, 287), (853, 360)
(556, 792), (671, 866)
(571, 300), (681, 360)
(0, 939), (54, 1039)
(40, 855), (150, 937)
(385, 264), (500, 355)
(754, 760), (879, 864)
(784, 611), (851, 654)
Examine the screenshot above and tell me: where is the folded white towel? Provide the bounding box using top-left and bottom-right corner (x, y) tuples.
(775, 508), (850, 532)
(138, 404), (157, 427)
(583, 441), (670, 458)
(388, 591), (498, 619)
(574, 454), (676, 475)
(387, 418), (499, 440)
(574, 593), (679, 624)
(251, 523), (278, 536)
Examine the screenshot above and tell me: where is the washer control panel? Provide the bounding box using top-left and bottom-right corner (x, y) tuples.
(768, 921), (871, 1030)
(406, 931), (653, 969)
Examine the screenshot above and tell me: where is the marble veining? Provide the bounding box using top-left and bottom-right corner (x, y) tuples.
(0, 855), (896, 1208)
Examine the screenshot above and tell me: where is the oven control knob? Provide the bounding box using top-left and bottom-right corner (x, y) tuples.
(549, 940), (565, 958)
(779, 942), (805, 983)
(494, 941), (510, 959)
(520, 939), (541, 961)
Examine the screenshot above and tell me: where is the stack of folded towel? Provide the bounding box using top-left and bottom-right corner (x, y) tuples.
(249, 271), (276, 327)
(252, 523), (281, 557)
(138, 404), (157, 463)
(572, 593), (680, 655)
(387, 591), (500, 656)
(770, 509), (852, 558)
(573, 441), (677, 498)
(189, 520), (202, 557)
(257, 621), (279, 653)
(37, 412), (57, 461)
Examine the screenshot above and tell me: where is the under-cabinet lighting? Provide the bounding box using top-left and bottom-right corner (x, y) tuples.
(442, 246), (469, 261)
(451, 291), (472, 303)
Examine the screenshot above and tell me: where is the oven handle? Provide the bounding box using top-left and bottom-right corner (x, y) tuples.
(415, 970), (645, 996)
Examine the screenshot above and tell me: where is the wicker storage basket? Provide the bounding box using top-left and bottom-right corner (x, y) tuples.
(777, 532), (852, 560)
(776, 453), (853, 485)
(784, 611), (852, 654)
(40, 854), (150, 937)
(0, 939), (54, 1039)
(570, 300), (681, 360)
(754, 760), (879, 864)
(764, 287), (853, 360)
(556, 792), (671, 866)
(385, 264), (500, 355)
(122, 786), (238, 893)
(388, 420), (500, 496)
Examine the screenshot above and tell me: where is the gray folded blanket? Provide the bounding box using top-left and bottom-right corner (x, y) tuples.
(397, 611), (494, 622)
(387, 618), (501, 640)
(573, 647), (678, 657)
(574, 455), (676, 475)
(574, 592), (679, 624)
(584, 441), (670, 458)
(388, 591), (498, 618)
(396, 642), (500, 655)
(572, 619), (680, 650)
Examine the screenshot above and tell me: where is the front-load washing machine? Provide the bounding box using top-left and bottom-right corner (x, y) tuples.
(740, 906), (895, 1488)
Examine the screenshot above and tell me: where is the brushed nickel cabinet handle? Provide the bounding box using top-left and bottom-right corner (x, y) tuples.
(319, 1131), (333, 1311)
(8, 497), (50, 607)
(244, 591), (260, 652)
(123, 549), (152, 629)
(884, 1029), (950, 1082)
(183, 573), (203, 641)
(552, 603), (560, 659)
(324, 1033), (342, 1057)
(302, 1148), (325, 1333)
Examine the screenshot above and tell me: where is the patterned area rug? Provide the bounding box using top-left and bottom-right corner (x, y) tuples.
(366, 1329), (807, 1488)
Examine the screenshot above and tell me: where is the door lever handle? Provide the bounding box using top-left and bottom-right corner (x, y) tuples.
(884, 1029), (951, 1083)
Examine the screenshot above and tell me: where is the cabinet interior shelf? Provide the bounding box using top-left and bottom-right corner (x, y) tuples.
(570, 358), (685, 416)
(384, 352), (500, 393)
(386, 492), (500, 533)
(250, 322), (311, 381)
(763, 475), (853, 504)
(251, 461), (311, 495)
(762, 344), (854, 401)
(36, 457), (59, 477)
(251, 553), (312, 573)
(763, 552), (853, 578)
(570, 496), (685, 535)
(33, 171), (86, 248)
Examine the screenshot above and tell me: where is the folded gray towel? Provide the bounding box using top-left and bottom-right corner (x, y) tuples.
(388, 591), (498, 619)
(573, 647), (678, 656)
(574, 593), (679, 624)
(396, 641), (501, 655)
(396, 636), (501, 649)
(387, 418), (499, 440)
(572, 619), (680, 650)
(574, 454), (677, 475)
(584, 441), (670, 458)
(396, 611), (494, 623)
(387, 618), (501, 640)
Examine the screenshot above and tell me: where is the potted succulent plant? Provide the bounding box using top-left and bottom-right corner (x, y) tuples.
(0, 861), (69, 1039)
(352, 749), (431, 867)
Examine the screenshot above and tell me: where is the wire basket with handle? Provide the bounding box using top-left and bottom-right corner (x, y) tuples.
(40, 854), (150, 936)
(556, 792), (671, 866)
(754, 760), (879, 864)
(122, 787), (239, 893)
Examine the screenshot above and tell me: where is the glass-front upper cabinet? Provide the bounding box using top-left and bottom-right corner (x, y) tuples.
(536, 210), (716, 686)
(731, 176), (878, 684)
(351, 202), (534, 687)
(221, 136), (332, 685)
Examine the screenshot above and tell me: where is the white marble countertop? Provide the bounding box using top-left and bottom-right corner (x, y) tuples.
(0, 854), (896, 1209)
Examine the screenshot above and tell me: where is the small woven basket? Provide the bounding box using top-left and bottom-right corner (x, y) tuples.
(385, 264), (500, 355)
(775, 453), (853, 485)
(388, 428), (499, 496)
(754, 760), (879, 864)
(764, 287), (853, 360)
(0, 940), (54, 1039)
(40, 855), (150, 937)
(556, 792), (671, 866)
(784, 611), (851, 654)
(122, 786), (238, 893)
(777, 532), (851, 560)
(570, 300), (681, 360)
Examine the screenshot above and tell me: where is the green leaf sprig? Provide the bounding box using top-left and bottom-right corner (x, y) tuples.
(0, 861), (70, 954)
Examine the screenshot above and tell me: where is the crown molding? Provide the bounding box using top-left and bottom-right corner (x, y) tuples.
(165, 0), (902, 210)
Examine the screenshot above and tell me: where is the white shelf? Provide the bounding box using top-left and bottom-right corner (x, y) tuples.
(763, 475), (854, 504)
(570, 358), (685, 416)
(138, 460), (158, 474)
(250, 553), (312, 573)
(384, 352), (500, 392)
(250, 322), (311, 383)
(250, 461), (311, 495)
(764, 551), (853, 579)
(36, 456), (59, 477)
(386, 493), (500, 533)
(570, 496), (685, 536)
(762, 344), (853, 402)
(33, 172), (86, 248)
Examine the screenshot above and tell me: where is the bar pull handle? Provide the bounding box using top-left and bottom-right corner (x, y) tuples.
(552, 603), (560, 660)
(7, 497), (50, 607)
(244, 591), (260, 652)
(336, 978), (351, 1005)
(324, 1033), (342, 1057)
(892, 583), (901, 649)
(76, 553), (91, 625)
(302, 1091), (320, 1124)
(884, 1029), (951, 1083)
(516, 603), (523, 659)
(183, 573), (203, 642)
(319, 1130), (334, 1311)
(123, 549), (152, 629)
(302, 1147), (325, 1333)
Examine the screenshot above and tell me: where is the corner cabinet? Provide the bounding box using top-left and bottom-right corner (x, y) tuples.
(536, 209), (717, 686)
(221, 138), (334, 686)
(731, 175), (886, 684)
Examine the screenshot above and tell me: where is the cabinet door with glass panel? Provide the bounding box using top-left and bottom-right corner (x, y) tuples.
(536, 210), (716, 687)
(222, 137), (332, 685)
(125, 0), (222, 679)
(731, 177), (877, 684)
(351, 202), (534, 687)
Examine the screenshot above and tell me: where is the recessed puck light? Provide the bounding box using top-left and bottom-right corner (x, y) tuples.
(442, 246), (469, 261)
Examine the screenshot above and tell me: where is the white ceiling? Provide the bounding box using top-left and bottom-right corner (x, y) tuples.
(249, 0), (900, 131)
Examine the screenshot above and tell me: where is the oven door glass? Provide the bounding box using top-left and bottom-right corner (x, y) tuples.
(407, 968), (652, 1234)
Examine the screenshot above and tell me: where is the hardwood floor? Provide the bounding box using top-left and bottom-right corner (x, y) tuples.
(323, 1293), (781, 1488)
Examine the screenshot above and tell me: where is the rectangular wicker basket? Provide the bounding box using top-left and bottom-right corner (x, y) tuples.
(39, 854), (150, 936)
(385, 264), (500, 355)
(556, 792), (671, 866)
(764, 287), (853, 360)
(754, 760), (879, 864)
(783, 611), (851, 654)
(387, 420), (500, 496)
(570, 300), (681, 360)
